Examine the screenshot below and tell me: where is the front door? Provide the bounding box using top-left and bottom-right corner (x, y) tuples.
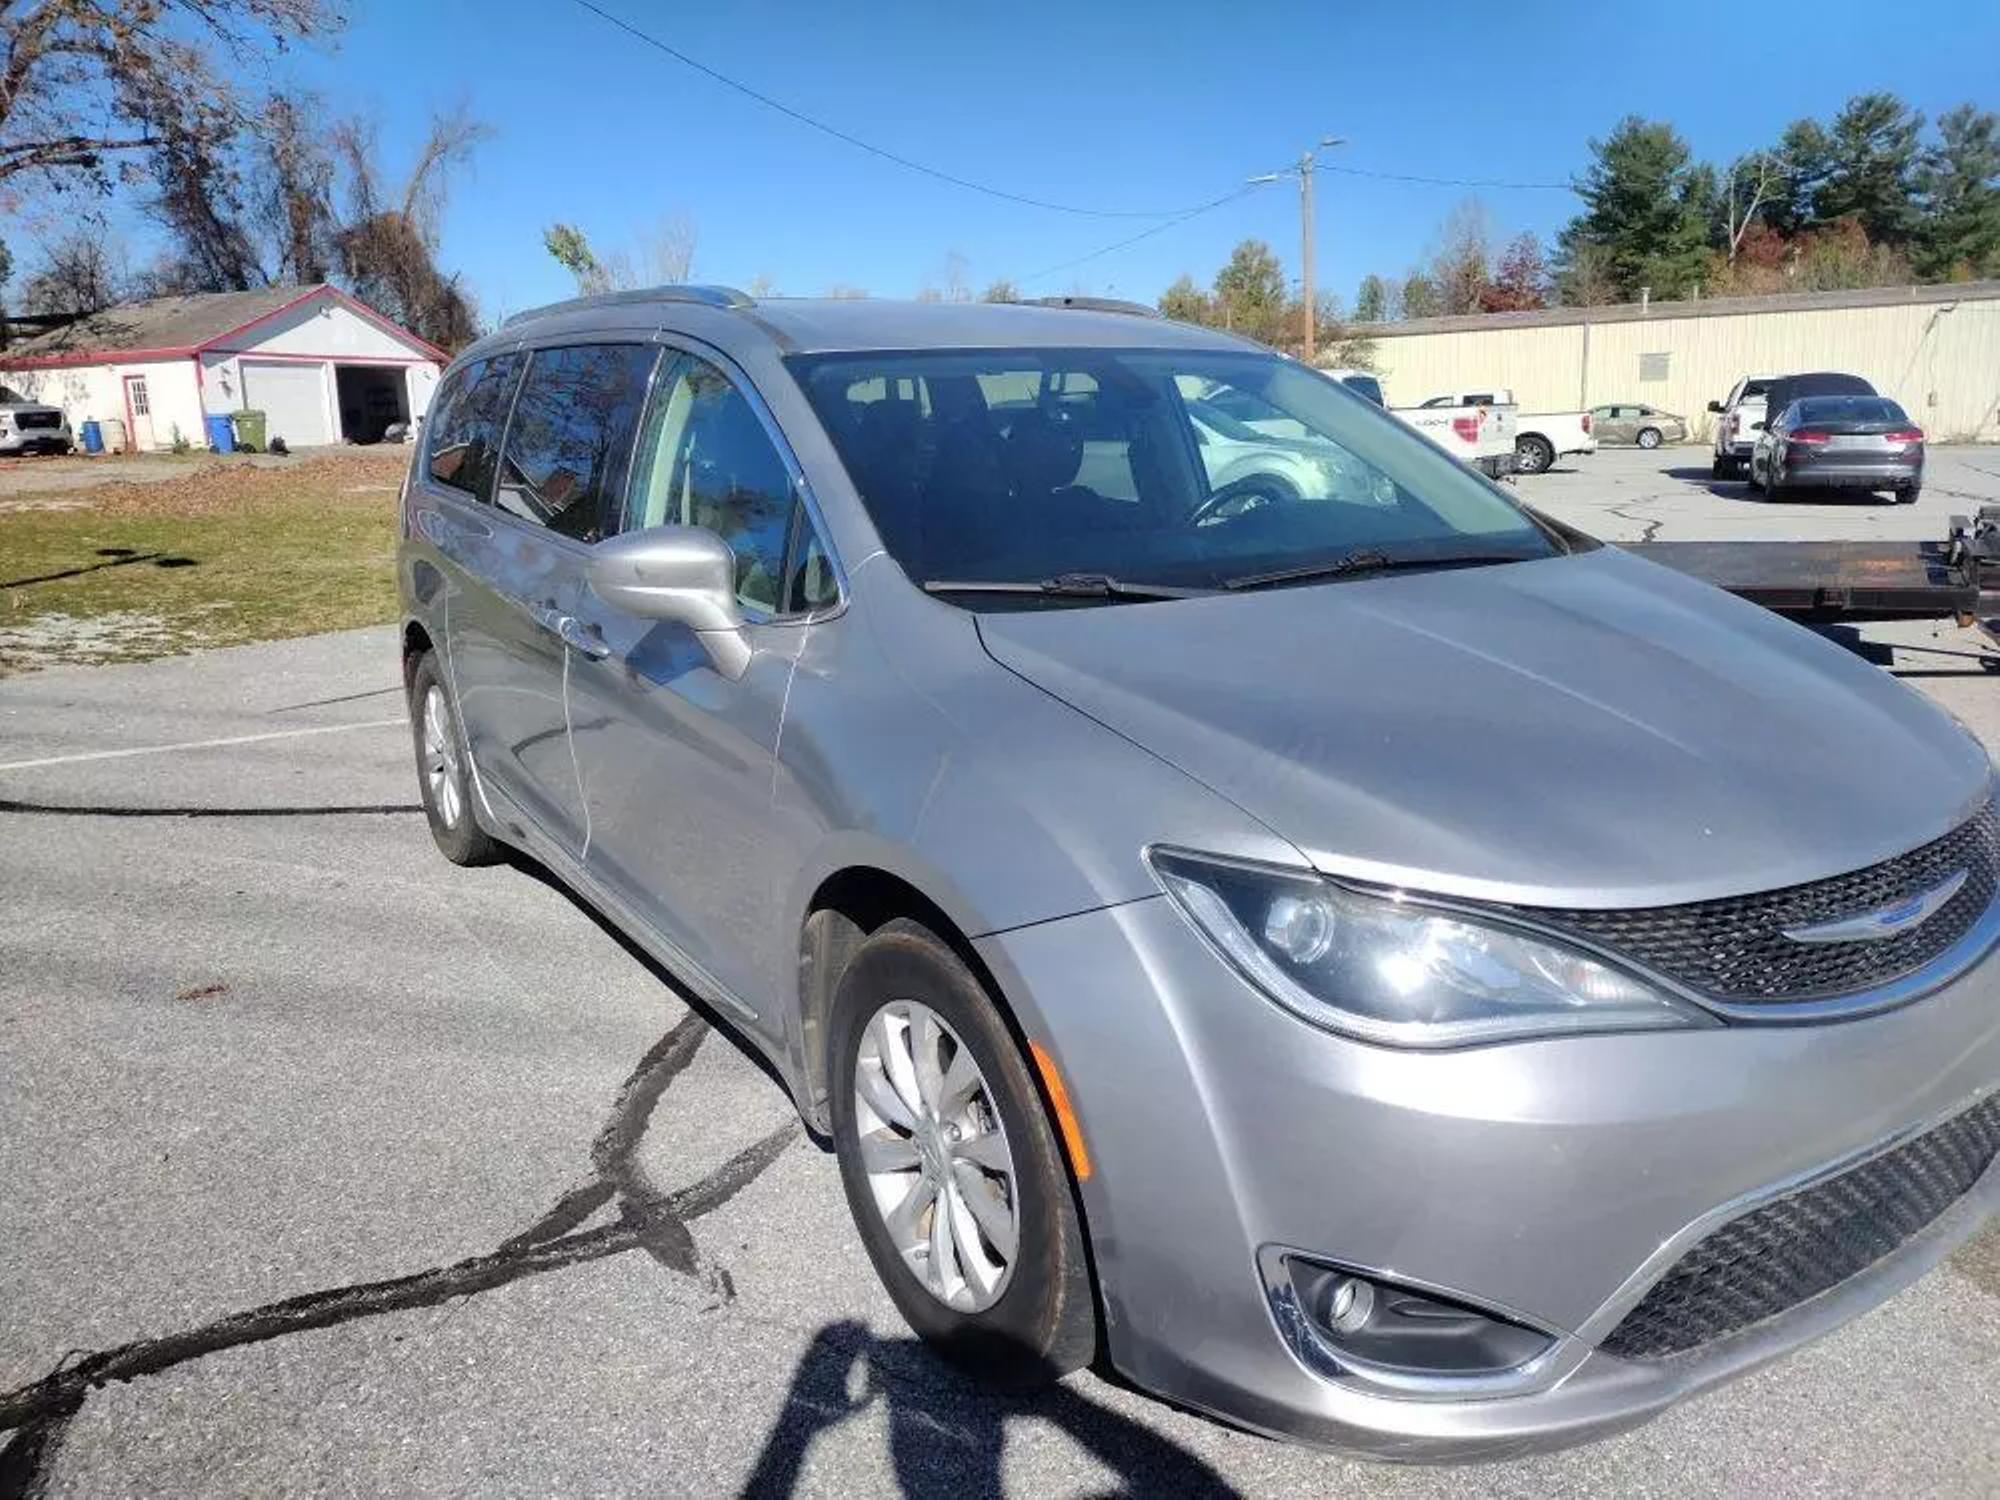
(123, 376), (154, 451)
(567, 350), (828, 1022)
(443, 341), (657, 861)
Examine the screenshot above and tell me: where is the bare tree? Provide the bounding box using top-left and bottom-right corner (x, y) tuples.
(942, 249), (970, 302)
(19, 226), (127, 313)
(745, 271), (778, 297)
(825, 283), (868, 299)
(979, 278), (1019, 303)
(0, 0), (339, 191)
(638, 212), (697, 284)
(256, 91), (338, 283)
(333, 108), (486, 350)
(1723, 151), (1784, 263)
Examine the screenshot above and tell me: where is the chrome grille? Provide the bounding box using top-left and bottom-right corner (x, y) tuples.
(1600, 1092), (2000, 1359)
(1518, 801), (1998, 1002)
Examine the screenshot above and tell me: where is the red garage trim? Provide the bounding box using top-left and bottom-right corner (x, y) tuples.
(207, 350), (437, 366)
(195, 286), (450, 363)
(1, 285), (448, 372)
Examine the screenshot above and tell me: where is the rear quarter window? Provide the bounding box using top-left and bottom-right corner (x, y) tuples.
(426, 354), (523, 499)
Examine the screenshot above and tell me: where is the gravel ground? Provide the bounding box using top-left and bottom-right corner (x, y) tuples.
(3, 447), (1998, 1497)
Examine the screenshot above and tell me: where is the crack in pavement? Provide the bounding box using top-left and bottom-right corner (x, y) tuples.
(0, 1011), (800, 1495)
(0, 799), (423, 818)
(1606, 501), (1667, 543)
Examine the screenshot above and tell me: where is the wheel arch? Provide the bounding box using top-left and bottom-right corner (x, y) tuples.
(797, 862), (1017, 1135)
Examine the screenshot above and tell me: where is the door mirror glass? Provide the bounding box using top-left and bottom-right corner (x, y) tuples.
(587, 525), (751, 677)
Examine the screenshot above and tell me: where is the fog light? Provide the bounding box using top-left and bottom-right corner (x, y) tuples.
(1325, 1275), (1374, 1332)
(1286, 1258), (1554, 1378)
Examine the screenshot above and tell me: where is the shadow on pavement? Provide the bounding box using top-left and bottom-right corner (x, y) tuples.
(741, 1320), (1241, 1498)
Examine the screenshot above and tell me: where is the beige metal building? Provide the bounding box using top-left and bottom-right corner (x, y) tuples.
(1348, 280), (2000, 442)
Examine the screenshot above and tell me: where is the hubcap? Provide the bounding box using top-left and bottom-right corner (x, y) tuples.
(853, 1000), (1019, 1312)
(421, 684), (463, 829)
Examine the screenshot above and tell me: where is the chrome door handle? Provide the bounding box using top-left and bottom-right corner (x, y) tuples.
(529, 602), (564, 633)
(556, 615), (611, 659)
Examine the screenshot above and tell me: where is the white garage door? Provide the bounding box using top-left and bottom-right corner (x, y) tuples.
(240, 360), (331, 447)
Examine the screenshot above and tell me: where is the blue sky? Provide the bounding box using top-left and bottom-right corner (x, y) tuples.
(186, 0), (2000, 318)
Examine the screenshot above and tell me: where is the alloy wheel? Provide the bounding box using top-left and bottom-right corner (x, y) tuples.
(853, 1000), (1020, 1312)
(421, 683), (463, 829)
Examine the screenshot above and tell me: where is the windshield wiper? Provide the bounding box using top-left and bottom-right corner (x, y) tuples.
(922, 572), (1212, 601)
(1223, 550), (1522, 592)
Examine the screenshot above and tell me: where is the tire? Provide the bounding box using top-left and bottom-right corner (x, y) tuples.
(1744, 456), (1763, 494)
(1514, 434), (1554, 475)
(1897, 484), (1921, 504)
(408, 650), (501, 866)
(830, 919), (1096, 1387)
(1636, 427), (1662, 450)
(1710, 454), (1732, 480)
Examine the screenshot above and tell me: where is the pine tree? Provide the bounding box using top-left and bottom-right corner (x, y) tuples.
(1558, 116), (1712, 301)
(1915, 104), (2000, 279)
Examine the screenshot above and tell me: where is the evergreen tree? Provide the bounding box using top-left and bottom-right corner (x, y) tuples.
(1558, 116), (1712, 300)
(1812, 93), (1925, 247)
(1915, 104), (2000, 278)
(1354, 273), (1390, 322)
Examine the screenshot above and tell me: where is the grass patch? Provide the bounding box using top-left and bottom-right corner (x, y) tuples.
(1, 450), (409, 673)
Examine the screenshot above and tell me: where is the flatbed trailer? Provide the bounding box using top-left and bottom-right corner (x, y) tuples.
(1622, 508), (2000, 666)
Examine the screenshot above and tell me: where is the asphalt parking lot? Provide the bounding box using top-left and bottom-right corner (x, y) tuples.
(4, 446), (2000, 1496)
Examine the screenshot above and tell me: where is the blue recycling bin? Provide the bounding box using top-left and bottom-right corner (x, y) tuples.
(80, 419), (104, 454)
(204, 413), (236, 453)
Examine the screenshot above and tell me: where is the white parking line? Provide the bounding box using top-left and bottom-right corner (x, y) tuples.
(0, 717), (407, 772)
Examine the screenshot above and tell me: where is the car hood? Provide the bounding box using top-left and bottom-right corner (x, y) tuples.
(975, 548), (1991, 908)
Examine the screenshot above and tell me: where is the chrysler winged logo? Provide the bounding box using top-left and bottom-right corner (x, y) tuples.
(1781, 869), (1969, 944)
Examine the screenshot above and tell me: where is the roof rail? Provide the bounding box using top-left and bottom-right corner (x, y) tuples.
(1022, 295), (1162, 319)
(503, 283), (754, 329)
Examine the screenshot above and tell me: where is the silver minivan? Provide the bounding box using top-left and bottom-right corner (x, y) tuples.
(398, 288), (2000, 1459)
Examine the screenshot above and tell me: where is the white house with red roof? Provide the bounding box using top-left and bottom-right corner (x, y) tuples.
(0, 284), (446, 451)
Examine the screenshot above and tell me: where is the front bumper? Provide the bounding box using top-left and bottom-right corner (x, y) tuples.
(0, 431), (72, 454)
(979, 895), (2000, 1459)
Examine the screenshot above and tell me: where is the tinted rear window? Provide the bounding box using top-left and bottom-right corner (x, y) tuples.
(1793, 396), (1908, 426)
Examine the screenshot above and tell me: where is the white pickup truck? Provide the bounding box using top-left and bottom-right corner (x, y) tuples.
(1708, 374), (1778, 478)
(1510, 407), (1597, 474)
(1390, 389), (1518, 478)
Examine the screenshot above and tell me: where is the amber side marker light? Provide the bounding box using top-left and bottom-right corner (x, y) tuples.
(1029, 1040), (1093, 1182)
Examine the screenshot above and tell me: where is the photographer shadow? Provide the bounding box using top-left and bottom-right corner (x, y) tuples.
(741, 1320), (1241, 1498)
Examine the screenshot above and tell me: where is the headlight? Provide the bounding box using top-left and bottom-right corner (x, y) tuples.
(1148, 849), (1715, 1048)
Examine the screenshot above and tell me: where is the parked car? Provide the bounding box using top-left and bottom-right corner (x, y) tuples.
(401, 288), (2000, 1460)
(1511, 407), (1598, 474)
(1751, 394), (1925, 502)
(1590, 402), (1687, 448)
(1391, 388), (1518, 477)
(0, 401), (74, 455)
(1708, 373), (1779, 477)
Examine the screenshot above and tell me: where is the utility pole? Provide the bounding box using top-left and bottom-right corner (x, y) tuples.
(1251, 136), (1343, 364)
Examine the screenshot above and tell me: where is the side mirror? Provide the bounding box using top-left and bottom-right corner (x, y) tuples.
(588, 525), (751, 679)
(1706, 400), (1724, 413)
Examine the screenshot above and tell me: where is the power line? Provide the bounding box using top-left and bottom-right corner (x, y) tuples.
(1316, 163), (1575, 192)
(568, 0), (1227, 220)
(1018, 184), (1269, 284)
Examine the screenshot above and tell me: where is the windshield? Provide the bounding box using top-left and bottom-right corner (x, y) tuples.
(789, 348), (1558, 598)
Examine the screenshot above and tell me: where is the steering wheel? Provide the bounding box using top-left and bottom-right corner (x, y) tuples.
(1190, 475), (1299, 527)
